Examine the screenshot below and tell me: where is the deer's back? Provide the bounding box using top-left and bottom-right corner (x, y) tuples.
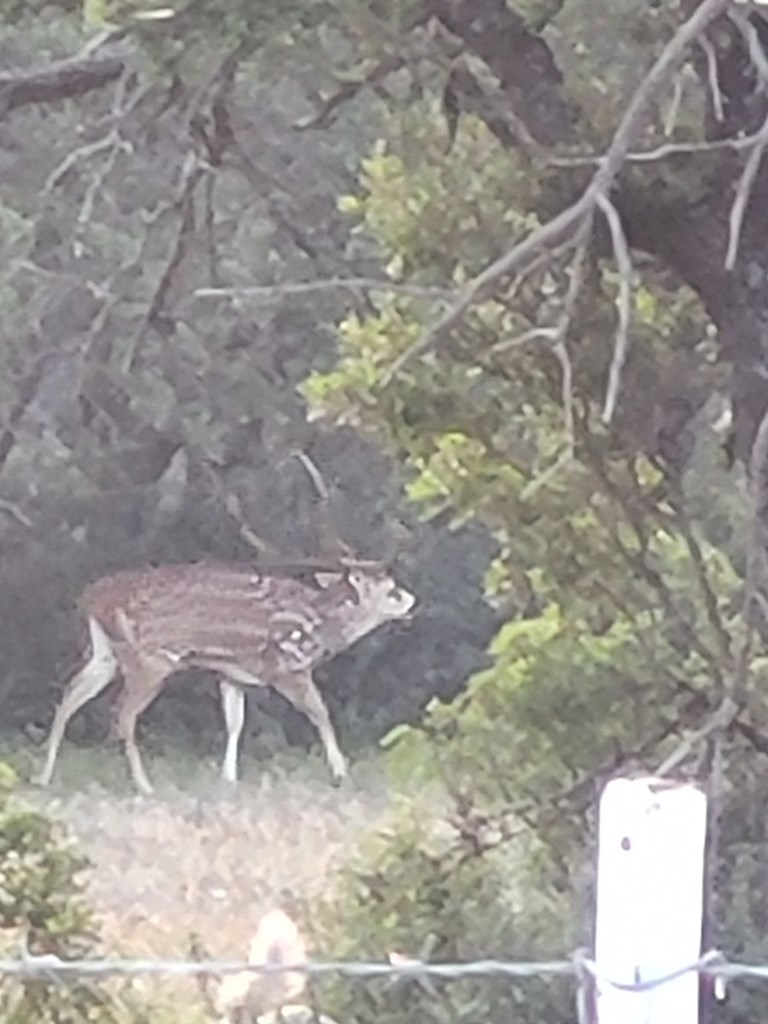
(81, 562), (352, 671)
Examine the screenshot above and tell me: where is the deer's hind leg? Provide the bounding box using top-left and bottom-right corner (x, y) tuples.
(35, 617), (119, 787)
(111, 652), (174, 796)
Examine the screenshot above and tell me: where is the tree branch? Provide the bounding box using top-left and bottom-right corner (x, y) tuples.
(379, 0), (730, 390)
(194, 279), (454, 301)
(597, 192), (633, 424)
(725, 108), (768, 269)
(429, 0), (575, 146)
(0, 56), (126, 119)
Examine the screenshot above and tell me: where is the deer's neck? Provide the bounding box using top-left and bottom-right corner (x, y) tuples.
(318, 599), (386, 653)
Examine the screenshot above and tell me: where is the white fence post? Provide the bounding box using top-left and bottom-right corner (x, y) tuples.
(593, 777), (708, 1024)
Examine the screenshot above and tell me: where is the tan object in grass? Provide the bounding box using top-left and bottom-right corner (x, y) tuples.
(217, 909), (316, 1024)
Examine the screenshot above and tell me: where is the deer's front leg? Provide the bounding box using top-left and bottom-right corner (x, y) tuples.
(273, 671), (347, 784)
(219, 681), (245, 783)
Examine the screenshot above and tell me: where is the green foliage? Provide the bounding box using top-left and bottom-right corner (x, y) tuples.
(338, 132), (538, 280)
(0, 764), (123, 1023)
(303, 58), (754, 1017)
(313, 796), (576, 1024)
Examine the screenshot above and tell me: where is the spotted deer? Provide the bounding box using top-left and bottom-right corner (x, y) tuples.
(33, 557), (415, 795)
(34, 454), (416, 794)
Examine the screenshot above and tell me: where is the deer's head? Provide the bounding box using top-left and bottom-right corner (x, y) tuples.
(345, 564), (416, 620)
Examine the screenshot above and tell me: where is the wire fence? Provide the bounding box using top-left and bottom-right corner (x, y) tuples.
(7, 946), (768, 1024)
(0, 946), (766, 987)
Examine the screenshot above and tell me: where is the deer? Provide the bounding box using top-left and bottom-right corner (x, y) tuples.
(33, 453), (416, 795)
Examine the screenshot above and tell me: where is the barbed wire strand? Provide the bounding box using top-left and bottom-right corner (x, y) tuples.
(0, 948), (766, 989)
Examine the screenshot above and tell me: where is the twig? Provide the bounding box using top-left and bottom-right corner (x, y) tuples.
(294, 54), (408, 131)
(122, 151), (205, 372)
(287, 449), (331, 503)
(698, 33), (725, 122)
(729, 7), (768, 90)
(491, 326), (558, 353)
(663, 69), (686, 136)
(287, 449), (356, 560)
(378, 0), (730, 387)
(597, 192), (633, 424)
(379, 210), (592, 387)
(555, 341), (575, 456)
(44, 130), (121, 193)
(548, 130), (765, 167)
(725, 110), (768, 270)
(293, 7), (432, 131)
(194, 279), (455, 301)
(655, 697), (739, 777)
(223, 491), (274, 557)
(76, 134), (132, 230)
(519, 446), (574, 502)
(517, 228), (590, 499)
(0, 497), (33, 528)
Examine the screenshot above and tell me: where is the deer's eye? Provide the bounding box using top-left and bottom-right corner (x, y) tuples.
(389, 585), (403, 600)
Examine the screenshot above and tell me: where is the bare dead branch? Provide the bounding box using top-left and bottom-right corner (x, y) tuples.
(597, 192), (633, 424)
(122, 42), (240, 342)
(548, 128), (767, 167)
(288, 449), (331, 504)
(121, 151), (206, 372)
(45, 130), (121, 193)
(287, 449), (356, 560)
(662, 68), (686, 136)
(0, 56), (126, 119)
(491, 326), (559, 353)
(0, 498), (33, 528)
(729, 7), (768, 89)
(517, 228), (590, 499)
(195, 279), (454, 301)
(76, 133), (132, 236)
(293, 6), (432, 131)
(725, 110), (768, 270)
(698, 33), (725, 122)
(379, 207), (592, 388)
(655, 697), (739, 776)
(223, 491), (275, 557)
(211, 469), (372, 573)
(294, 54), (408, 131)
(379, 0), (730, 388)
(76, 27), (128, 59)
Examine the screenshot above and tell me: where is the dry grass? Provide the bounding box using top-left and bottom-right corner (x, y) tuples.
(12, 742), (395, 953)
(2, 736), (408, 1018)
